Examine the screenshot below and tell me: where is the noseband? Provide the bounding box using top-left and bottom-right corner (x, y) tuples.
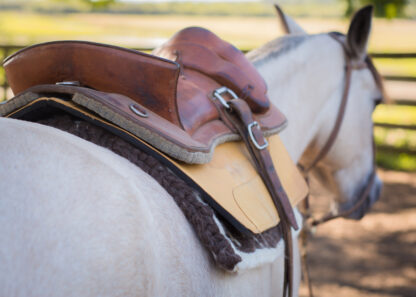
(300, 32), (382, 226)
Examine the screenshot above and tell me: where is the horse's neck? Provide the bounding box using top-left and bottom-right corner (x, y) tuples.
(250, 35), (345, 163)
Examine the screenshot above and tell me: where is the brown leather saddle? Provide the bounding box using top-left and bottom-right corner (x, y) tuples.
(2, 27), (302, 297)
(3, 27), (286, 164)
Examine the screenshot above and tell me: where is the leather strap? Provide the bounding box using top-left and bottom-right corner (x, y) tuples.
(301, 62), (352, 173)
(299, 32), (381, 297)
(300, 32), (377, 222)
(309, 140), (376, 226)
(218, 97), (297, 297)
(302, 33), (368, 173)
(224, 99), (298, 230)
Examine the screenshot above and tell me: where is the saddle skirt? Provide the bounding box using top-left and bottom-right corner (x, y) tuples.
(1, 27), (308, 235)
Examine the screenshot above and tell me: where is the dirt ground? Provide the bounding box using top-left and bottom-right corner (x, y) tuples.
(299, 170), (416, 297)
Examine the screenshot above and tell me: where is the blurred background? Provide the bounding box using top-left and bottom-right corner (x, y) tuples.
(0, 1), (414, 296)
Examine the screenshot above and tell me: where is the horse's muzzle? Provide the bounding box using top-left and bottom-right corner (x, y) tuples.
(342, 174), (383, 220)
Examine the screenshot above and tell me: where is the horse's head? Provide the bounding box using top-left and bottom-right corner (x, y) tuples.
(275, 5), (385, 220)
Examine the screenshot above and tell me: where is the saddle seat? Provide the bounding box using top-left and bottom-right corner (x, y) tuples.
(3, 27), (286, 164)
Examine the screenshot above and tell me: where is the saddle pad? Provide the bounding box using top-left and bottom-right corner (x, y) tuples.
(1, 95), (308, 234)
(34, 113), (303, 272)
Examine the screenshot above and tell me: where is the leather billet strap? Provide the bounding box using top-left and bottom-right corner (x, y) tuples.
(213, 92), (297, 297)
(223, 99), (298, 230)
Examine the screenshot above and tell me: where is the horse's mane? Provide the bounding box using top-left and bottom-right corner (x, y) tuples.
(246, 34), (309, 67)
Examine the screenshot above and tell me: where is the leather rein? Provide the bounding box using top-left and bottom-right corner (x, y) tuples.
(299, 32), (383, 297)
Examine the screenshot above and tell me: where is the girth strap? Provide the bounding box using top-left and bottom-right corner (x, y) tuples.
(218, 96), (297, 297)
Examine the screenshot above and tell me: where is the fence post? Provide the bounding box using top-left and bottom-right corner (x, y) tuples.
(1, 47), (9, 101)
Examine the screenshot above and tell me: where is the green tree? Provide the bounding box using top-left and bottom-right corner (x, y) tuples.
(80, 0), (116, 10)
(345, 0), (355, 16)
(361, 0), (408, 18)
(345, 0), (409, 18)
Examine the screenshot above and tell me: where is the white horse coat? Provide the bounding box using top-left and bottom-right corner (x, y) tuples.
(0, 7), (382, 297)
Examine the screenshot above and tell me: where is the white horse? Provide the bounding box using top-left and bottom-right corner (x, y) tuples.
(0, 6), (383, 297)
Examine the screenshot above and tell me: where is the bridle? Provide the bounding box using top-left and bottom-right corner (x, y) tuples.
(300, 32), (383, 225)
(298, 32), (384, 297)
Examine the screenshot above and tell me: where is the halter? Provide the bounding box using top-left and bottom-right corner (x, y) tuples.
(299, 32), (384, 297)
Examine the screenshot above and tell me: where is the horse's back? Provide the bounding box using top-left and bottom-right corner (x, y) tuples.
(0, 117), (292, 297)
(0, 117), (203, 296)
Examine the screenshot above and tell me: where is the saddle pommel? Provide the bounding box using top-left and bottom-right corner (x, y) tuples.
(153, 27), (270, 113)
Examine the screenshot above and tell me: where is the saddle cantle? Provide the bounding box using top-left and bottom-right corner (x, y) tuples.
(3, 27), (286, 164)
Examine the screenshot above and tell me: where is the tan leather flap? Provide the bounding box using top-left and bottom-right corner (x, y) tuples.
(175, 134), (309, 233)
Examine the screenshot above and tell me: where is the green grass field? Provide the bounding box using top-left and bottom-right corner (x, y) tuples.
(1, 10), (415, 78)
(1, 11), (415, 70)
(1, 11), (416, 50)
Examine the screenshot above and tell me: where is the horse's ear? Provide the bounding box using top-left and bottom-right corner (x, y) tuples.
(274, 4), (306, 35)
(346, 5), (373, 60)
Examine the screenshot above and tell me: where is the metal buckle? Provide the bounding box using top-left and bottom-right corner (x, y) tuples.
(212, 86), (238, 109)
(248, 121), (268, 150)
(56, 81), (81, 86)
(129, 103), (148, 118)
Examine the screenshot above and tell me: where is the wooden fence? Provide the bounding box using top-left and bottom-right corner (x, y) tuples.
(369, 52), (416, 156)
(1, 45), (415, 155)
